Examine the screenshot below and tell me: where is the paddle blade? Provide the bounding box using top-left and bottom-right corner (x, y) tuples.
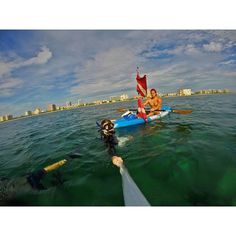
(172, 109), (192, 114)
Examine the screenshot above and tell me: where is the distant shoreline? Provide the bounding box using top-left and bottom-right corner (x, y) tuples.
(163, 92), (235, 98)
(1, 92), (234, 125)
(0, 100), (133, 125)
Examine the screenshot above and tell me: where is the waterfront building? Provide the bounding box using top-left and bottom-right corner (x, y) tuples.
(110, 96), (120, 102)
(120, 94), (129, 101)
(177, 88), (192, 96)
(94, 100), (103, 105)
(195, 88), (231, 95)
(25, 111), (32, 116)
(166, 92), (177, 97)
(66, 101), (72, 107)
(0, 116), (6, 122)
(34, 108), (42, 115)
(5, 115), (13, 120)
(47, 104), (57, 112)
(198, 89), (209, 94)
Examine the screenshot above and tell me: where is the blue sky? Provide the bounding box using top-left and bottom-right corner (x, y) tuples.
(0, 30), (236, 116)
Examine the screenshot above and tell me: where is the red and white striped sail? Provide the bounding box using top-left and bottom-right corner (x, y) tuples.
(136, 71), (147, 97)
(137, 98), (148, 122)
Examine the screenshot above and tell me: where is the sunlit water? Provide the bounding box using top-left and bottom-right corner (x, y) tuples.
(0, 94), (236, 206)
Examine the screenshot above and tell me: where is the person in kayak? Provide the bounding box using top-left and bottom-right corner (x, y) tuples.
(144, 88), (162, 117)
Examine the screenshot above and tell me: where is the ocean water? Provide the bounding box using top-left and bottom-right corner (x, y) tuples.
(0, 94), (236, 206)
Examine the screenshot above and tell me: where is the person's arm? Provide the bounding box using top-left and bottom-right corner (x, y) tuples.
(143, 99), (150, 107)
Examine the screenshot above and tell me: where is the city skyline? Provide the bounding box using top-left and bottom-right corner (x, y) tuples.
(0, 92), (131, 118)
(0, 30), (236, 116)
(0, 88), (232, 121)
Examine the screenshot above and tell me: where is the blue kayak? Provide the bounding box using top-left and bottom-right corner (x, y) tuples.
(113, 105), (171, 129)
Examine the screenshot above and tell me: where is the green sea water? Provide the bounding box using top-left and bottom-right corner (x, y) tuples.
(0, 94), (236, 206)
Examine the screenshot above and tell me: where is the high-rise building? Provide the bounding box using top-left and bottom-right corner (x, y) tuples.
(5, 115), (13, 120)
(177, 88), (192, 96)
(94, 100), (102, 105)
(25, 111), (32, 116)
(0, 116), (6, 122)
(34, 108), (42, 115)
(110, 96), (120, 102)
(166, 92), (177, 97)
(47, 104), (57, 112)
(66, 101), (72, 107)
(120, 94), (129, 101)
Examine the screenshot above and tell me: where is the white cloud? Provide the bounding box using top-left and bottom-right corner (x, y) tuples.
(220, 59), (235, 65)
(20, 46), (52, 66)
(0, 89), (14, 97)
(184, 44), (199, 54)
(0, 78), (22, 89)
(142, 44), (201, 59)
(222, 71), (236, 77)
(0, 61), (15, 77)
(168, 44), (200, 56)
(0, 46), (52, 97)
(0, 77), (23, 97)
(0, 46), (52, 77)
(73, 45), (144, 97)
(203, 42), (223, 52)
(69, 31), (235, 98)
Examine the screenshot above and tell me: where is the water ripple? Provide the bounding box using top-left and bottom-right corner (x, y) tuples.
(0, 94), (236, 205)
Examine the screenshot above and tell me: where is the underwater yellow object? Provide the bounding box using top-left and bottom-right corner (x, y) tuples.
(43, 159), (67, 173)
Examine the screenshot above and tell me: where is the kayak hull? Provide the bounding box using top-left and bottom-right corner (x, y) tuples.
(113, 106), (171, 129)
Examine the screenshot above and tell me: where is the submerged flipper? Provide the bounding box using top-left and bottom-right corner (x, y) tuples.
(27, 160), (67, 190)
(27, 169), (46, 190)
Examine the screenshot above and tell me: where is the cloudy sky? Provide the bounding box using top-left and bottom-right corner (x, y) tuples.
(0, 30), (236, 116)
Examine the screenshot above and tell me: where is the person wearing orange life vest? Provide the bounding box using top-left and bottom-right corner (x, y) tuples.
(143, 88), (162, 117)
